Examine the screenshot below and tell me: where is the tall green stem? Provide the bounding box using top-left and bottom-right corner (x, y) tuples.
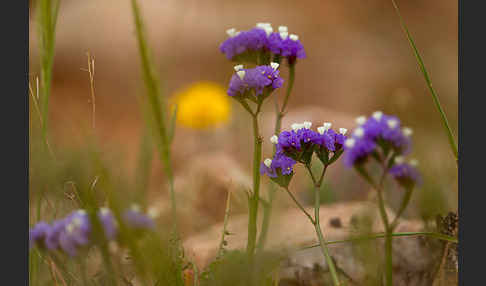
(131, 0), (178, 235)
(306, 165), (341, 286)
(390, 0), (458, 164)
(37, 0), (60, 156)
(257, 64), (296, 250)
(375, 166), (392, 286)
(247, 110), (263, 260)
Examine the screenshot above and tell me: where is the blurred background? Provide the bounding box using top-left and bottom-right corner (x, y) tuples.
(29, 0), (457, 241)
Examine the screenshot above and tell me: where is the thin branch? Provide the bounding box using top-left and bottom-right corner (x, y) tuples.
(284, 187), (314, 224)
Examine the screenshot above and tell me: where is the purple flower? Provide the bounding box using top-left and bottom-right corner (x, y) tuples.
(260, 152), (297, 178)
(389, 159), (421, 189)
(45, 219), (67, 250)
(312, 129), (336, 152)
(343, 137), (377, 167)
(98, 208), (118, 241)
(122, 206), (155, 230)
(279, 35), (306, 65)
(219, 27), (270, 61)
(227, 65), (283, 98)
(59, 210), (91, 256)
(30, 222), (50, 249)
(276, 125), (317, 163)
(343, 112), (414, 167)
(220, 25), (306, 65)
(360, 112), (412, 154)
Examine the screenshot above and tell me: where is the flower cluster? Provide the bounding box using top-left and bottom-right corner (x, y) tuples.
(275, 121), (347, 165)
(29, 205), (155, 257)
(260, 121), (348, 187)
(343, 112), (412, 167)
(227, 64), (283, 99)
(343, 111), (420, 188)
(389, 157), (421, 189)
(220, 23), (306, 65)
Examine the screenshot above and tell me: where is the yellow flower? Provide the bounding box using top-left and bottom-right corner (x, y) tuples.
(172, 81), (231, 130)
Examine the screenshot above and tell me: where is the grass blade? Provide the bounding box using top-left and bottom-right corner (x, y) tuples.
(390, 0), (458, 163)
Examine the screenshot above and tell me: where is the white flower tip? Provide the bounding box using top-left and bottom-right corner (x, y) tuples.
(148, 207), (160, 219)
(256, 22), (271, 28)
(100, 207), (110, 215)
(323, 122), (332, 130)
(403, 127), (413, 137)
(395, 156), (405, 164)
(264, 158), (273, 168)
(339, 128), (347, 135)
(264, 26), (273, 36)
(66, 223), (74, 233)
(291, 123), (304, 131)
(409, 159), (419, 167)
(226, 28), (237, 37)
(344, 138), (356, 148)
(270, 135), (279, 144)
(289, 34), (299, 41)
(372, 111), (383, 121)
(353, 127), (365, 138)
(236, 70), (246, 80)
(270, 62), (280, 70)
(72, 217), (82, 227)
(131, 204), (141, 212)
(279, 31), (288, 40)
(77, 209), (87, 215)
(234, 64), (244, 71)
(387, 119), (398, 129)
(355, 116), (366, 125)
(278, 26), (288, 33)
(303, 121), (312, 129)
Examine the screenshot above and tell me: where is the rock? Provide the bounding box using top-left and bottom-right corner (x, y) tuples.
(183, 201), (442, 285)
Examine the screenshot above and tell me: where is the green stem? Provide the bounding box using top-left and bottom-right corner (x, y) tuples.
(307, 165), (341, 286)
(390, 0), (458, 163)
(131, 0), (178, 235)
(217, 192), (232, 258)
(284, 187), (314, 224)
(384, 232), (393, 286)
(301, 231), (458, 250)
(79, 258), (89, 286)
(100, 244), (117, 286)
(37, 0), (60, 157)
(257, 64), (296, 250)
(375, 166), (392, 285)
(390, 187), (414, 230)
(280, 64), (295, 114)
(246, 107), (263, 261)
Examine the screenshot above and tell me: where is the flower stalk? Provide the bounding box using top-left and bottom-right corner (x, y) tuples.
(130, 0), (178, 236)
(257, 64), (296, 250)
(305, 164), (341, 286)
(246, 99), (263, 261)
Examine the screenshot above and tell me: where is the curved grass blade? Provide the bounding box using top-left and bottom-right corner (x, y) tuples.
(390, 0), (458, 164)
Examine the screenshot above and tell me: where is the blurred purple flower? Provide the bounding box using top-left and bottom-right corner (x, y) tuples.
(45, 219), (67, 250)
(343, 112), (413, 167)
(29, 222), (50, 249)
(59, 210), (91, 256)
(98, 208), (118, 240)
(122, 206), (155, 230)
(389, 159), (421, 189)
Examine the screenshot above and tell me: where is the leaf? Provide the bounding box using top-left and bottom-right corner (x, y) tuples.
(168, 104), (178, 143)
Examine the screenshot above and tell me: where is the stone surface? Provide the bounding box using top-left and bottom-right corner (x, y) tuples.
(183, 201), (443, 285)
